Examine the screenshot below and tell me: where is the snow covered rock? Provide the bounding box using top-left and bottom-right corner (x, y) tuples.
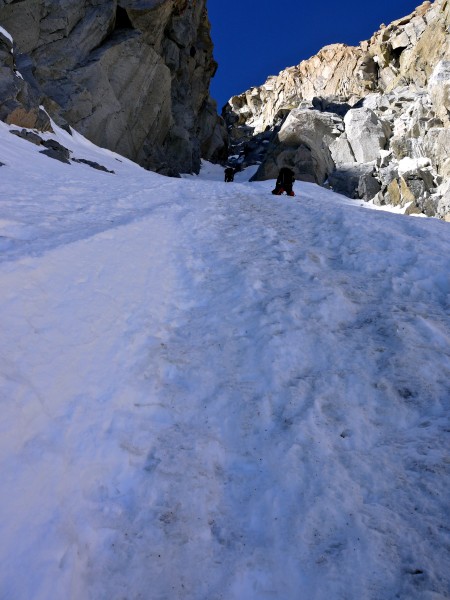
(398, 157), (432, 177)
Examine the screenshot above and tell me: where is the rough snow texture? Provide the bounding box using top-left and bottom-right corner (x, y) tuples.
(0, 123), (449, 600)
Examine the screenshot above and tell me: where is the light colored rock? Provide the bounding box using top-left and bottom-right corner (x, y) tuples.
(387, 179), (402, 206)
(428, 61), (450, 125)
(253, 108), (339, 183)
(423, 127), (450, 176)
(344, 108), (389, 163)
(372, 191), (385, 206)
(225, 43), (376, 135)
(378, 149), (393, 168)
(278, 108), (340, 148)
(360, 93), (391, 112)
(226, 0), (449, 216)
(330, 135), (356, 165)
(405, 201), (423, 215)
(437, 181), (450, 218)
(392, 95), (436, 143)
(225, 0), (449, 135)
(400, 177), (417, 203)
(381, 0), (450, 91)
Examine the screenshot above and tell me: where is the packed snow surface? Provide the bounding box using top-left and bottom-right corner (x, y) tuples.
(0, 122), (449, 600)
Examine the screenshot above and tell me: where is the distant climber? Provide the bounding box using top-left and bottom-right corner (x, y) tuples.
(224, 166), (235, 182)
(272, 167), (295, 196)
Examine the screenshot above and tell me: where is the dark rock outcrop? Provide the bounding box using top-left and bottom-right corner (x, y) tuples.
(0, 0), (227, 175)
(0, 26), (52, 131)
(9, 127), (116, 171)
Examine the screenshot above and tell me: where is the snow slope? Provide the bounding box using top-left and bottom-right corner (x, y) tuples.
(0, 121), (449, 600)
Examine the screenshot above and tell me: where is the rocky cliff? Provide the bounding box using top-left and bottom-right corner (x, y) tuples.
(0, 0), (227, 175)
(224, 0), (450, 219)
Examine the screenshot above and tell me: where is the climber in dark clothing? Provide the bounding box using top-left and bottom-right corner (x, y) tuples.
(272, 167), (295, 196)
(224, 167), (235, 182)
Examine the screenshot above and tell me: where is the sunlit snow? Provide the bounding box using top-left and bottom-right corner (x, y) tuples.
(0, 121), (449, 600)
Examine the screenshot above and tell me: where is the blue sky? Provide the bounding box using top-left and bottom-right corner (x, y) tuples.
(207, 0), (427, 109)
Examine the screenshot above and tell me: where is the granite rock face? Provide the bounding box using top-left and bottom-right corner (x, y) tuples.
(225, 0), (450, 219)
(255, 108), (340, 184)
(343, 108), (391, 163)
(0, 0), (227, 175)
